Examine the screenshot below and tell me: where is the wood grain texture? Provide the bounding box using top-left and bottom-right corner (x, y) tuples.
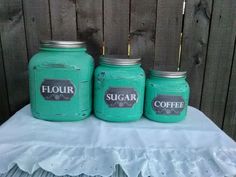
(50, 0), (77, 40)
(201, 0), (236, 127)
(180, 0), (213, 108)
(130, 0), (157, 72)
(104, 0), (129, 55)
(23, 0), (51, 58)
(76, 0), (103, 64)
(223, 42), (236, 141)
(154, 0), (184, 70)
(0, 36), (10, 123)
(0, 0), (29, 114)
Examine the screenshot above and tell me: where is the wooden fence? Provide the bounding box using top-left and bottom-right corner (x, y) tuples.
(0, 0), (236, 140)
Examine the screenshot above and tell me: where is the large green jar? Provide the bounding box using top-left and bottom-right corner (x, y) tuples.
(144, 70), (190, 123)
(94, 55), (145, 122)
(29, 41), (94, 121)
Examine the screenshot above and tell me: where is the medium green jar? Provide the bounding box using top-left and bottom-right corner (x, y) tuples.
(29, 41), (94, 121)
(94, 55), (145, 122)
(144, 70), (190, 123)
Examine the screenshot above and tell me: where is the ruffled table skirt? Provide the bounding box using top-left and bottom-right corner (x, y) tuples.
(0, 105), (235, 177)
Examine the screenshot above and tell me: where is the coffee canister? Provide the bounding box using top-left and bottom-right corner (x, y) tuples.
(94, 55), (145, 122)
(144, 70), (190, 122)
(29, 41), (94, 121)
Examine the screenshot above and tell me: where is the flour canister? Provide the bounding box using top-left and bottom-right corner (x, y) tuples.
(144, 70), (190, 122)
(94, 55), (145, 122)
(29, 41), (94, 121)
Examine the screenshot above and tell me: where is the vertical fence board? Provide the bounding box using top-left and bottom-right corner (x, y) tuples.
(201, 0), (236, 127)
(130, 0), (157, 72)
(104, 0), (129, 55)
(154, 0), (184, 70)
(223, 42), (236, 141)
(50, 0), (77, 40)
(76, 0), (103, 63)
(0, 36), (10, 123)
(0, 0), (29, 113)
(180, 0), (213, 108)
(23, 0), (51, 58)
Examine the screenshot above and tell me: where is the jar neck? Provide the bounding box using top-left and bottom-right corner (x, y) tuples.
(40, 47), (87, 52)
(100, 63), (141, 68)
(150, 75), (186, 82)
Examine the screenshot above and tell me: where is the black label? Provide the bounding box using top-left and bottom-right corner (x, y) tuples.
(152, 95), (185, 115)
(104, 87), (138, 108)
(40, 79), (75, 101)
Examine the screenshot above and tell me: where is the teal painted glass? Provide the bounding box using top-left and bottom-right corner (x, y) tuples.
(144, 70), (190, 123)
(94, 55), (145, 122)
(29, 41), (94, 121)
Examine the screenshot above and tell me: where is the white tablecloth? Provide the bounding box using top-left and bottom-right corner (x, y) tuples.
(0, 105), (235, 177)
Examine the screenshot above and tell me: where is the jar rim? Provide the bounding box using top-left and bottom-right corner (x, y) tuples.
(100, 55), (141, 66)
(40, 40), (86, 48)
(150, 70), (187, 78)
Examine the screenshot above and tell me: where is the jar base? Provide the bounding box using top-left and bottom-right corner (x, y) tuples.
(144, 113), (186, 123)
(94, 112), (141, 122)
(32, 111), (91, 122)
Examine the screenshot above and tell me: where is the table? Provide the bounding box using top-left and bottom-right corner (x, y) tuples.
(0, 105), (235, 177)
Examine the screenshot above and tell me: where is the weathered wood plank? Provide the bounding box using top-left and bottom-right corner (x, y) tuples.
(76, 0), (103, 64)
(154, 0), (184, 70)
(23, 0), (51, 58)
(0, 0), (29, 113)
(223, 42), (236, 141)
(104, 0), (129, 55)
(0, 36), (10, 123)
(50, 0), (77, 40)
(201, 0), (236, 127)
(180, 0), (213, 108)
(130, 0), (157, 72)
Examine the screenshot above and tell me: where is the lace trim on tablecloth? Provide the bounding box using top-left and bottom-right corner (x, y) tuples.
(0, 144), (236, 177)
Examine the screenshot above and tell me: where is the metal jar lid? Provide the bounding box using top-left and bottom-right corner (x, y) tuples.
(151, 70), (187, 78)
(100, 55), (141, 66)
(40, 40), (86, 48)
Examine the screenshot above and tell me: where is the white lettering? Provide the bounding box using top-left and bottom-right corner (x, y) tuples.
(117, 94), (124, 101)
(41, 85), (75, 94)
(154, 101), (185, 108)
(106, 93), (111, 100)
(52, 86), (59, 93)
(105, 93), (137, 101)
(154, 101), (159, 107)
(42, 85), (48, 93)
(130, 94), (136, 101)
(59, 86), (66, 93)
(67, 86), (74, 94)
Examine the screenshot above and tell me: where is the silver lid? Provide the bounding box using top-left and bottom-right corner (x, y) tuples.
(100, 55), (141, 66)
(40, 40), (86, 48)
(151, 70), (187, 78)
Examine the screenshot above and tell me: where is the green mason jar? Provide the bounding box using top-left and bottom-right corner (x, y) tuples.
(144, 70), (190, 123)
(29, 41), (94, 121)
(94, 55), (145, 122)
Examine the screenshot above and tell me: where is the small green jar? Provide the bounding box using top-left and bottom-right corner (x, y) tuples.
(94, 55), (145, 122)
(144, 70), (190, 123)
(29, 41), (94, 121)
